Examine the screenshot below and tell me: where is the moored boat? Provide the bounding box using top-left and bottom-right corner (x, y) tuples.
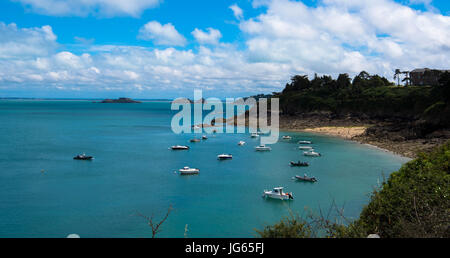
(294, 174), (317, 182)
(255, 145), (272, 151)
(290, 161), (309, 167)
(73, 153), (93, 160)
(298, 140), (312, 144)
(238, 141), (246, 146)
(282, 136), (292, 140)
(202, 135), (208, 140)
(262, 187), (293, 200)
(250, 132), (259, 138)
(298, 146), (313, 150)
(178, 166), (200, 175)
(303, 150), (321, 157)
(190, 138), (201, 142)
(217, 154), (233, 160)
(170, 145), (189, 150)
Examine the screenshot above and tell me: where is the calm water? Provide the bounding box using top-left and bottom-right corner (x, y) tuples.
(0, 100), (409, 238)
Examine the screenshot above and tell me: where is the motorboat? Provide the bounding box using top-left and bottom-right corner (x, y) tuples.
(298, 146), (313, 150)
(202, 135), (208, 140)
(73, 153), (93, 160)
(298, 140), (312, 144)
(290, 161), (309, 167)
(262, 187), (293, 200)
(250, 132), (259, 138)
(190, 138), (201, 142)
(294, 174), (317, 182)
(217, 154), (233, 160)
(303, 150), (321, 157)
(170, 145), (189, 150)
(282, 136), (292, 140)
(255, 145), (271, 151)
(179, 166), (200, 175)
(238, 141), (246, 146)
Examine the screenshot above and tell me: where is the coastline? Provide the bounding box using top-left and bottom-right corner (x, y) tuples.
(229, 108), (448, 159)
(279, 117), (448, 159)
(281, 125), (410, 159)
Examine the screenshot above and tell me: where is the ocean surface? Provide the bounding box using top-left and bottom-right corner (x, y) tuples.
(0, 100), (410, 238)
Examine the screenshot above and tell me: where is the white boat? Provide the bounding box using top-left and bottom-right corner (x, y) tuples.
(298, 146), (313, 150)
(303, 150), (321, 157)
(217, 154), (233, 160)
(202, 135), (208, 140)
(298, 140), (312, 144)
(282, 136), (292, 140)
(238, 141), (246, 146)
(255, 145), (271, 151)
(251, 132), (259, 138)
(170, 145), (189, 150)
(178, 166), (200, 175)
(262, 187), (293, 200)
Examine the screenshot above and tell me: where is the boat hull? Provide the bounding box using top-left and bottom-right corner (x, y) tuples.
(263, 192), (293, 200)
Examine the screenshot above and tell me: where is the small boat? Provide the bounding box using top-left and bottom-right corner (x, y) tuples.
(238, 141), (246, 146)
(213, 129), (217, 134)
(73, 153), (93, 160)
(255, 145), (271, 151)
(170, 145), (189, 150)
(294, 174), (317, 182)
(298, 146), (313, 150)
(179, 166), (200, 175)
(251, 132), (259, 138)
(298, 140), (312, 144)
(262, 187), (293, 200)
(282, 136), (292, 140)
(217, 154), (233, 160)
(202, 135), (208, 140)
(303, 151), (321, 157)
(290, 161), (309, 167)
(190, 138), (201, 142)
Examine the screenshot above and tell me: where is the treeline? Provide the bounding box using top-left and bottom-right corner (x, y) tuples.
(277, 71), (450, 128)
(257, 141), (450, 238)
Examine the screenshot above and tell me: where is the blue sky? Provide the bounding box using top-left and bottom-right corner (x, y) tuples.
(0, 0), (449, 99)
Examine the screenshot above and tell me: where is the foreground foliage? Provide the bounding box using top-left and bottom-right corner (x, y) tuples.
(258, 142), (450, 238)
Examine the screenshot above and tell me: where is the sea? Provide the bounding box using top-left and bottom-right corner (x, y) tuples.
(0, 100), (410, 238)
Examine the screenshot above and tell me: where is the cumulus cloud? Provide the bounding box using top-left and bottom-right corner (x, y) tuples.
(1, 0), (450, 97)
(192, 28), (222, 45)
(138, 21), (187, 46)
(12, 0), (161, 17)
(230, 4), (244, 20)
(240, 0), (450, 77)
(0, 22), (57, 58)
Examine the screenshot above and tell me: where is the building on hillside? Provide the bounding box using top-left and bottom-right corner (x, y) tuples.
(409, 68), (450, 86)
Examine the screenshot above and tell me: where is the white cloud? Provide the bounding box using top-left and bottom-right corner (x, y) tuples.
(1, 0), (449, 97)
(13, 0), (161, 17)
(138, 21), (187, 46)
(0, 22), (57, 58)
(192, 28), (222, 45)
(230, 4), (244, 20)
(239, 0), (450, 77)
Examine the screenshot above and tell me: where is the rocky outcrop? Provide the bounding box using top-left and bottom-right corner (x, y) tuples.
(99, 98), (141, 103)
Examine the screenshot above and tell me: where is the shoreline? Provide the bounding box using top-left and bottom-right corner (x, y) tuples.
(281, 126), (411, 159)
(230, 109), (448, 159)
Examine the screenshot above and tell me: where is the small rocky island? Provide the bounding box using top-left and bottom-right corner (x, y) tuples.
(98, 98), (141, 103)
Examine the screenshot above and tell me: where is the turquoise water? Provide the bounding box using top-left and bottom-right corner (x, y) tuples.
(0, 100), (409, 238)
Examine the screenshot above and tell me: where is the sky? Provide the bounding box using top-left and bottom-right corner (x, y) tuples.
(0, 0), (449, 99)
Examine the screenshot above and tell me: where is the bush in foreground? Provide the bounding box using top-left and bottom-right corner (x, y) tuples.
(258, 142), (450, 238)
